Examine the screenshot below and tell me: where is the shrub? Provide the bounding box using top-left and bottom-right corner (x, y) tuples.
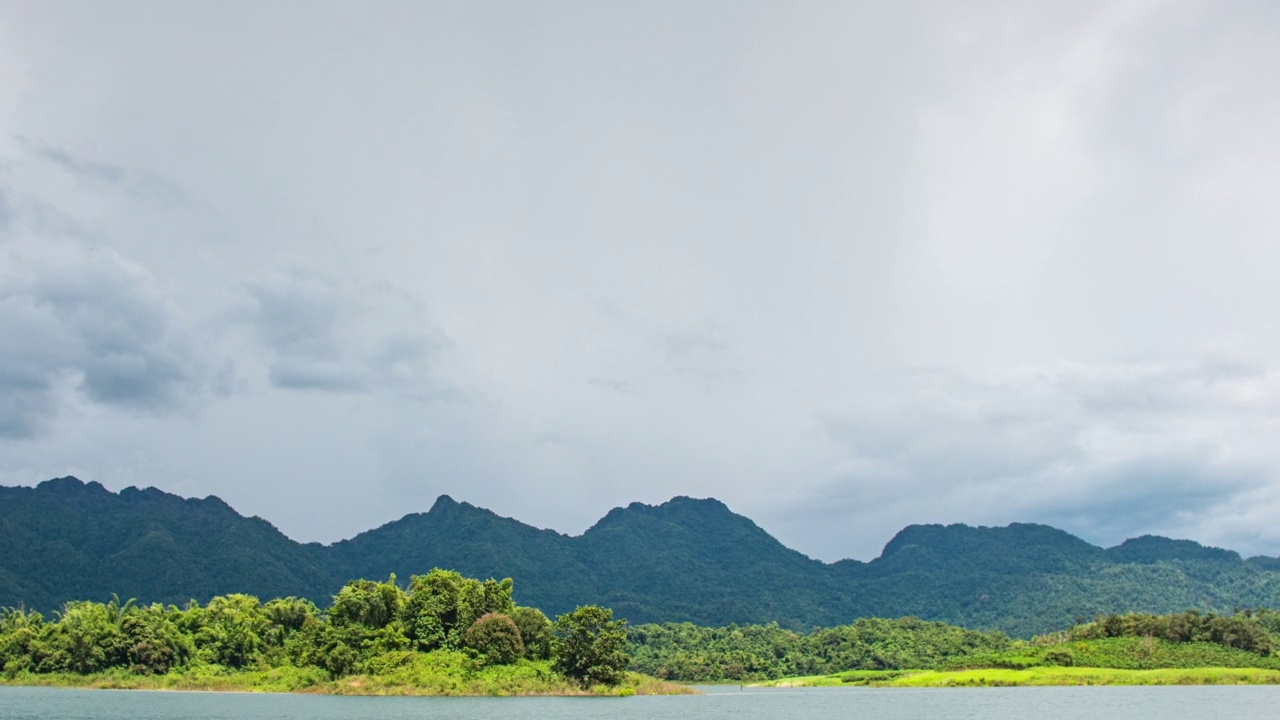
(463, 613), (524, 666)
(510, 607), (553, 660)
(1043, 648), (1074, 666)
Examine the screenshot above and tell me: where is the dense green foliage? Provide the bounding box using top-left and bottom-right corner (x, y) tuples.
(628, 617), (1012, 681)
(943, 610), (1280, 673)
(552, 606), (630, 686)
(463, 613), (524, 665)
(631, 610), (1280, 682)
(510, 607), (553, 660)
(11, 477), (1280, 636)
(762, 665), (1280, 687)
(1069, 610), (1276, 655)
(949, 636), (1280, 672)
(9, 571), (1280, 692)
(0, 570), (632, 690)
(0, 478), (332, 616)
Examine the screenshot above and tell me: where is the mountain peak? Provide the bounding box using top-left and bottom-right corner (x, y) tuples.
(661, 495), (731, 513)
(1107, 535), (1241, 564)
(586, 495), (737, 534)
(37, 476), (110, 497)
(876, 522), (1103, 576)
(429, 494), (459, 513)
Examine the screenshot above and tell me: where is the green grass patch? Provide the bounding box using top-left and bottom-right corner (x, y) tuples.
(942, 637), (1280, 672)
(754, 666), (1280, 688)
(893, 666), (1280, 686)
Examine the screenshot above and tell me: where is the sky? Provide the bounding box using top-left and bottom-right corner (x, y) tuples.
(2, 1), (1280, 562)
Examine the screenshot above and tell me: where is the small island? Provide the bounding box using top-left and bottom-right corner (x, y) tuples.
(0, 569), (689, 696)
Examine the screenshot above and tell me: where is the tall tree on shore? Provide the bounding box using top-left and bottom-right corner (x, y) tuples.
(552, 605), (630, 686)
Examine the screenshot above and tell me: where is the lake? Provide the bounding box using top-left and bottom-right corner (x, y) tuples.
(3, 685), (1280, 719)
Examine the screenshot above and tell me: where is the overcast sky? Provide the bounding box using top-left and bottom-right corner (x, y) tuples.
(2, 1), (1279, 562)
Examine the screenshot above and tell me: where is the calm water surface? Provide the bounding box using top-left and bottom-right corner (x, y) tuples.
(3, 685), (1279, 719)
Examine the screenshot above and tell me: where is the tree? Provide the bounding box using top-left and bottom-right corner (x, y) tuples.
(511, 606), (553, 660)
(401, 569), (514, 651)
(463, 612), (524, 665)
(40, 601), (130, 673)
(195, 594), (268, 668)
(121, 605), (191, 675)
(328, 577), (405, 630)
(552, 605), (630, 686)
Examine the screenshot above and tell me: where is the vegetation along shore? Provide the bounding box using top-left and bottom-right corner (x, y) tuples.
(6, 564), (1280, 694)
(0, 570), (688, 696)
(741, 610), (1280, 687)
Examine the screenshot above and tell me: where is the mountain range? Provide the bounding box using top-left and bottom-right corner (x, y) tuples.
(4, 476), (1280, 637)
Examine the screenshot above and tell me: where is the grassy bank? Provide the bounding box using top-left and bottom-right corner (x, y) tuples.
(753, 636), (1280, 687)
(0, 654), (693, 697)
(941, 637), (1280, 672)
(757, 666), (1280, 688)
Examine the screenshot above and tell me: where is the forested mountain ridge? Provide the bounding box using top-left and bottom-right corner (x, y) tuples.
(5, 476), (1280, 636)
(328, 494), (598, 618)
(0, 477), (332, 612)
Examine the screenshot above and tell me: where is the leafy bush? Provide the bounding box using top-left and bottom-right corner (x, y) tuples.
(463, 613), (524, 665)
(1043, 648), (1073, 666)
(511, 607), (553, 660)
(1072, 611), (1275, 656)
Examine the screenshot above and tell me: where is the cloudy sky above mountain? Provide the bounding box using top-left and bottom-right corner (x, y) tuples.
(2, 1), (1280, 561)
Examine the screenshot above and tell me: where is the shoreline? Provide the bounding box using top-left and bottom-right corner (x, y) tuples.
(753, 667), (1280, 688)
(0, 670), (695, 697)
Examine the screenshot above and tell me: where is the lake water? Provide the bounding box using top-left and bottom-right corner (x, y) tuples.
(3, 685), (1280, 719)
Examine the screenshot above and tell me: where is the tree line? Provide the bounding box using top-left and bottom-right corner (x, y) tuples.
(10, 570), (1280, 688)
(628, 610), (1280, 681)
(628, 617), (1012, 681)
(1050, 609), (1280, 656)
(0, 569), (629, 687)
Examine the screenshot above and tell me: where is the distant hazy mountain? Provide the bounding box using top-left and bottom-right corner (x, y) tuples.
(5, 476), (1280, 636)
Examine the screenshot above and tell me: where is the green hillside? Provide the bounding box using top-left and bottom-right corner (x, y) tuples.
(0, 478), (331, 612)
(6, 476), (1280, 636)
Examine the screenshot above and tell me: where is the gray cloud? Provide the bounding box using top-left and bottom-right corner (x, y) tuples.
(776, 360), (1280, 559)
(34, 142), (125, 185)
(588, 377), (632, 394)
(18, 137), (186, 209)
(0, 239), (229, 438)
(1034, 455), (1262, 544)
(247, 269), (450, 398)
(3, 2), (1280, 561)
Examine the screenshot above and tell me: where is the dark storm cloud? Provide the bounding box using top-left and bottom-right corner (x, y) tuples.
(247, 270), (449, 398)
(0, 240), (229, 439)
